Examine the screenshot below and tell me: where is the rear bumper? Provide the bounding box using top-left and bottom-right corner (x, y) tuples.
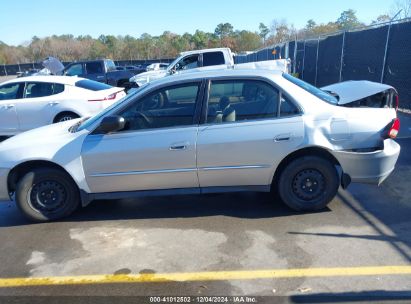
(331, 139), (400, 185)
(0, 168), (11, 201)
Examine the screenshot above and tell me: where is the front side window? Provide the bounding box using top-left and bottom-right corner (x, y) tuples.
(0, 83), (22, 100)
(175, 55), (199, 71)
(24, 82), (54, 98)
(86, 62), (103, 74)
(65, 63), (84, 76)
(207, 80), (279, 123)
(116, 82), (200, 131)
(105, 60), (116, 72)
(203, 52), (225, 66)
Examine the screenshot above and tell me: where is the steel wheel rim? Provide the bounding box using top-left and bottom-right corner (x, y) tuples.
(29, 180), (67, 214)
(292, 168), (325, 201)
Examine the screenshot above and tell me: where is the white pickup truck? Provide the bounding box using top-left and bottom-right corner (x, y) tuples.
(129, 48), (289, 87)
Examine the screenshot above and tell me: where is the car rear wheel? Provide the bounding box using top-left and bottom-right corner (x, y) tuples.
(278, 156), (339, 211)
(54, 112), (79, 123)
(15, 168), (80, 222)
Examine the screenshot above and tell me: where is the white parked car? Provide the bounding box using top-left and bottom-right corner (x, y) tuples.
(0, 69), (400, 221)
(0, 76), (126, 136)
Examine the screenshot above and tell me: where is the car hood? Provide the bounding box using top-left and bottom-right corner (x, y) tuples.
(42, 56), (65, 75)
(0, 119), (85, 164)
(321, 80), (395, 105)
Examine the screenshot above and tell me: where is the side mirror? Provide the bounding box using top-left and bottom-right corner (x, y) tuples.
(95, 115), (125, 134)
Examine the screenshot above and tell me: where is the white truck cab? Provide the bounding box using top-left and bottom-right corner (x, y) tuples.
(130, 48), (289, 87)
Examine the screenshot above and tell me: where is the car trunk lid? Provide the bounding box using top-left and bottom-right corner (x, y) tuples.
(321, 80), (398, 109)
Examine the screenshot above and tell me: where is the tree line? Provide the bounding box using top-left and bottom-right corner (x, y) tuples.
(0, 8), (404, 65)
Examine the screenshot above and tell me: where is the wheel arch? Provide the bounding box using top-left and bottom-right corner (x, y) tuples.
(53, 111), (81, 123)
(272, 146), (342, 189)
(7, 160), (78, 195)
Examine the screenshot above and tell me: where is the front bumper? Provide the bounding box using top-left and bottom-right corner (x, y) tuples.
(0, 168), (11, 201)
(331, 139), (401, 185)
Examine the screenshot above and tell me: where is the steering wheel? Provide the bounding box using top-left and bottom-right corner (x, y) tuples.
(133, 111), (152, 129)
(142, 93), (165, 110)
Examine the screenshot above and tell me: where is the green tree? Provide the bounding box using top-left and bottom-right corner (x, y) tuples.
(258, 23), (270, 45)
(214, 23), (234, 39)
(235, 30), (262, 51)
(336, 9), (363, 30)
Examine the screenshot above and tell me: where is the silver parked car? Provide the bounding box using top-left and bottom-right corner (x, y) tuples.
(0, 69), (400, 221)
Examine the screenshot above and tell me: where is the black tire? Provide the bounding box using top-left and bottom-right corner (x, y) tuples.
(54, 112), (79, 123)
(278, 156), (339, 211)
(15, 168), (80, 222)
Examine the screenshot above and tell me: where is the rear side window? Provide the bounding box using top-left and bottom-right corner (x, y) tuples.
(280, 95), (300, 117)
(24, 82), (58, 98)
(207, 80), (279, 123)
(75, 79), (112, 91)
(53, 83), (65, 94)
(203, 52), (225, 66)
(86, 62), (103, 74)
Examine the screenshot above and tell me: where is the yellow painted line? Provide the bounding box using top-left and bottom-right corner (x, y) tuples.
(0, 266), (410, 287)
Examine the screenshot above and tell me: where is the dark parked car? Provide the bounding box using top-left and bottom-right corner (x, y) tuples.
(62, 59), (143, 90)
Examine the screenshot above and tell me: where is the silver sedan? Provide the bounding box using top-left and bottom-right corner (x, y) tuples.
(0, 69), (401, 221)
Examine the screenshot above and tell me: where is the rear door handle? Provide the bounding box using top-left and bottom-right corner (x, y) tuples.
(4, 104), (14, 109)
(274, 133), (292, 142)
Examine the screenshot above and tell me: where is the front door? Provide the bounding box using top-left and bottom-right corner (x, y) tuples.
(15, 82), (65, 131)
(81, 81), (203, 193)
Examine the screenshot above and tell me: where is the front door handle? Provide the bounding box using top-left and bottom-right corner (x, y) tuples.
(48, 102), (59, 106)
(274, 133), (292, 142)
(4, 104), (15, 109)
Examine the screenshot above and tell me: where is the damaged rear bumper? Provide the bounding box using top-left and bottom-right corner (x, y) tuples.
(331, 139), (400, 185)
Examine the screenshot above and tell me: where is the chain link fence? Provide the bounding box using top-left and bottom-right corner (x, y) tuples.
(236, 18), (411, 110)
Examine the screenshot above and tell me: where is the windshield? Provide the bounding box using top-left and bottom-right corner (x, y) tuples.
(76, 83), (150, 132)
(283, 73), (338, 105)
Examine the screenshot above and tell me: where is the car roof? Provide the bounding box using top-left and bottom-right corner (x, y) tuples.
(150, 69), (283, 87)
(180, 48), (231, 56)
(2, 75), (87, 86)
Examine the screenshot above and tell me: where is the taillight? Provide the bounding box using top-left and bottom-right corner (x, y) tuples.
(388, 118), (400, 139)
(88, 91), (119, 102)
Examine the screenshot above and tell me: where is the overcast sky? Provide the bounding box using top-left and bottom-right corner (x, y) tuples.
(0, 0), (395, 46)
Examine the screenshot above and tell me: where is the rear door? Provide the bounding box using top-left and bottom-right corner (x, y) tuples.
(196, 78), (304, 189)
(0, 82), (23, 134)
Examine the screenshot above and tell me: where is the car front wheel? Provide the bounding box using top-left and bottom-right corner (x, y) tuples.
(15, 168), (80, 222)
(278, 156), (339, 211)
